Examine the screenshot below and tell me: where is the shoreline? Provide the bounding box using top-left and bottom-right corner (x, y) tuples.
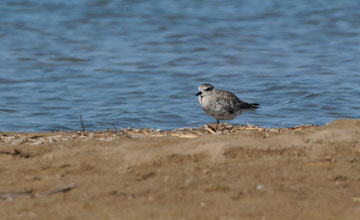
(1, 121), (318, 145)
(1, 118), (360, 219)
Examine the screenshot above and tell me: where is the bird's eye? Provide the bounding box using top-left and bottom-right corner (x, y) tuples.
(205, 87), (212, 91)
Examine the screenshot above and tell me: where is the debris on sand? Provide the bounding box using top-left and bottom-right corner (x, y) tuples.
(0, 123), (317, 146)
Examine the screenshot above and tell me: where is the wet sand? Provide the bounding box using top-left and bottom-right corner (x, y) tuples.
(1, 119), (360, 220)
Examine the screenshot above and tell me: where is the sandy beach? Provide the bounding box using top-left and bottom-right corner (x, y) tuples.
(1, 119), (360, 219)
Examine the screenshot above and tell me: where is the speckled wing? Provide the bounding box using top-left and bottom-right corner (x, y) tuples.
(216, 90), (258, 113)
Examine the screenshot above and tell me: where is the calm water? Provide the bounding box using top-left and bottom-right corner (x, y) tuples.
(1, 0), (360, 131)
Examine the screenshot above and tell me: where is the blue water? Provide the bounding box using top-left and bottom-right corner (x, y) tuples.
(1, 0), (360, 131)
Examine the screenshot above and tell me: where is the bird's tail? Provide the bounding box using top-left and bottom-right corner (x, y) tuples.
(240, 102), (260, 109)
(251, 103), (260, 108)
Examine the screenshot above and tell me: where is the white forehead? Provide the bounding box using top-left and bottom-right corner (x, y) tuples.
(198, 83), (214, 91)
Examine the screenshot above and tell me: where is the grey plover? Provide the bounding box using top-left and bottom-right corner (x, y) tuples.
(196, 83), (259, 123)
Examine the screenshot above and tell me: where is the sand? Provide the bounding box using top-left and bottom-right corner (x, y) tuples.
(1, 119), (360, 220)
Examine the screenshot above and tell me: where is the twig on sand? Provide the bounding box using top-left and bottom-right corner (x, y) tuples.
(123, 161), (132, 174)
(204, 124), (216, 134)
(36, 183), (77, 197)
(0, 183), (77, 200)
(0, 192), (31, 200)
(80, 114), (86, 135)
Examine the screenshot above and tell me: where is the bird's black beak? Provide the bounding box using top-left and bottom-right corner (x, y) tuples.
(195, 91), (202, 96)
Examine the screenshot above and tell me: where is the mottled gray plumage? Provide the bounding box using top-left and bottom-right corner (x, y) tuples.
(196, 83), (259, 123)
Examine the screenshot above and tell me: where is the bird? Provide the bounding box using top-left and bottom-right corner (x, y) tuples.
(195, 83), (259, 124)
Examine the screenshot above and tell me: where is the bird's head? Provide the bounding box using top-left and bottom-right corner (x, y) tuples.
(195, 83), (214, 97)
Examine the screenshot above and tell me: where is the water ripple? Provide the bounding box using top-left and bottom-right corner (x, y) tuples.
(0, 0), (359, 131)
